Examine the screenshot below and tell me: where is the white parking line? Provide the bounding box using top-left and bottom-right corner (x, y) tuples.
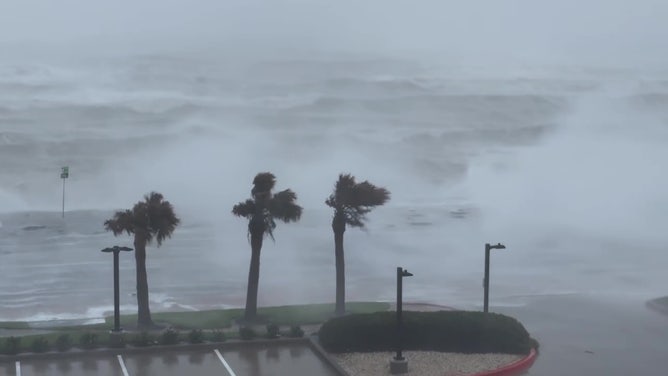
(15, 361), (20, 376)
(117, 355), (130, 376)
(214, 349), (237, 376)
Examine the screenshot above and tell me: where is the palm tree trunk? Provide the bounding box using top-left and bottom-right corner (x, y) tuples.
(134, 234), (153, 328)
(245, 230), (263, 321)
(334, 215), (346, 316)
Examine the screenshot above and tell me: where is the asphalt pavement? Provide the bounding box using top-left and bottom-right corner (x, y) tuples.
(2, 342), (342, 376)
(494, 294), (668, 376)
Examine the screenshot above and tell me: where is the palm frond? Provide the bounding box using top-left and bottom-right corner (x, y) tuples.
(105, 192), (179, 247)
(150, 198), (180, 246)
(327, 173), (390, 228)
(234, 173), (300, 241)
(344, 206), (372, 228)
(329, 173), (356, 207)
(131, 200), (153, 243)
(104, 209), (135, 236)
(350, 181), (390, 207)
(144, 191), (164, 207)
(232, 200), (256, 218)
(269, 189), (303, 223)
(325, 194), (336, 208)
(252, 172), (276, 200)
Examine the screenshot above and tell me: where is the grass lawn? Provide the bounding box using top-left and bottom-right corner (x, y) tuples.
(0, 302), (389, 332)
(104, 301), (389, 329)
(0, 302), (390, 354)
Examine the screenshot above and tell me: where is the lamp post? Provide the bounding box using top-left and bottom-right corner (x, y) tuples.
(390, 266), (413, 374)
(483, 242), (506, 313)
(101, 246), (133, 332)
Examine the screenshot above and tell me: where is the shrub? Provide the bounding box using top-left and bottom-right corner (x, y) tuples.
(266, 323), (280, 339)
(132, 332), (154, 347)
(319, 311), (534, 354)
(30, 337), (49, 353)
(239, 326), (256, 340)
(159, 328), (180, 345)
(79, 332), (98, 350)
(3, 336), (21, 355)
(108, 333), (126, 349)
(188, 329), (205, 344)
(289, 325), (305, 338)
(55, 334), (72, 352)
(210, 330), (226, 343)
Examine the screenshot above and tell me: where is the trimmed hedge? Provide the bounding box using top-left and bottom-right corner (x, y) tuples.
(319, 311), (534, 354)
(239, 326), (257, 340)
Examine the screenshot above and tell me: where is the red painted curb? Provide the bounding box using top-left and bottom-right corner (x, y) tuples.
(467, 348), (538, 376)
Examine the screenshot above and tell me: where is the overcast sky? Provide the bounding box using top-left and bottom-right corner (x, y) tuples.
(1, 0), (667, 64)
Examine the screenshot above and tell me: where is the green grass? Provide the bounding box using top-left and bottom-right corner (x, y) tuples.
(0, 302), (390, 354)
(1, 301), (390, 332)
(253, 302), (390, 326)
(103, 309), (242, 330)
(98, 302), (389, 330)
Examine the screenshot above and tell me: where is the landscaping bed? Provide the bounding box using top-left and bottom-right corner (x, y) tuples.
(319, 310), (537, 355)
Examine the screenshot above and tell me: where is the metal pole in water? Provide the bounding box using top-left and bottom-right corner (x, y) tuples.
(60, 166), (69, 218)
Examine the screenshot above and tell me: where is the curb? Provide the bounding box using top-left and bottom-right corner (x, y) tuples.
(308, 336), (350, 376)
(468, 348), (538, 376)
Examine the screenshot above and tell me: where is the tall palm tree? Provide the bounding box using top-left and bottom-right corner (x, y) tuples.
(104, 192), (180, 328)
(232, 172), (302, 322)
(326, 174), (390, 316)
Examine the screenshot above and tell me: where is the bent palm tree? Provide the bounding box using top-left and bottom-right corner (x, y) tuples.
(233, 172), (302, 322)
(104, 192), (180, 328)
(326, 174), (390, 316)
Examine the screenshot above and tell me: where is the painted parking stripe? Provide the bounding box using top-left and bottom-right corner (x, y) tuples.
(214, 349), (237, 376)
(117, 355), (130, 376)
(15, 361), (20, 376)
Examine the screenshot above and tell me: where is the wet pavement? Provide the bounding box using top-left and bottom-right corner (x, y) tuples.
(1, 343), (342, 376)
(495, 294), (668, 376)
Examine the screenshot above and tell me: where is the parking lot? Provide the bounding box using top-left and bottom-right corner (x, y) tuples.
(2, 343), (342, 376)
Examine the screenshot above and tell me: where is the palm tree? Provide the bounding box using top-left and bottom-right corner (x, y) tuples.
(326, 174), (390, 316)
(232, 172), (302, 322)
(104, 192), (180, 328)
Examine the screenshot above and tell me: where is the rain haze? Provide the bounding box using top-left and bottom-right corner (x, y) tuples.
(1, 1), (668, 375)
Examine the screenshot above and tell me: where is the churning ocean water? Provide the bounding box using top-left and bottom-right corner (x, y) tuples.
(1, 53), (667, 322)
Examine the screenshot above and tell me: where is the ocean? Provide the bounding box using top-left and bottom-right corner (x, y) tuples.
(1, 53), (667, 323)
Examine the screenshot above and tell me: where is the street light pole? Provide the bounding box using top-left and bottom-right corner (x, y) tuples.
(391, 266), (413, 374)
(483, 243), (506, 313)
(101, 246), (133, 332)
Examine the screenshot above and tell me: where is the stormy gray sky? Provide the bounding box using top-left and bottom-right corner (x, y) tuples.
(1, 0), (667, 65)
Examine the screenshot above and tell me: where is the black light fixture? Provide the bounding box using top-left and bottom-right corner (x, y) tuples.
(390, 267), (413, 374)
(483, 243), (506, 313)
(101, 246), (133, 332)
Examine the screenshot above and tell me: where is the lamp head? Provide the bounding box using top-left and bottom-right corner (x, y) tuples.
(401, 270), (413, 277)
(101, 246), (134, 253)
(489, 243), (506, 250)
